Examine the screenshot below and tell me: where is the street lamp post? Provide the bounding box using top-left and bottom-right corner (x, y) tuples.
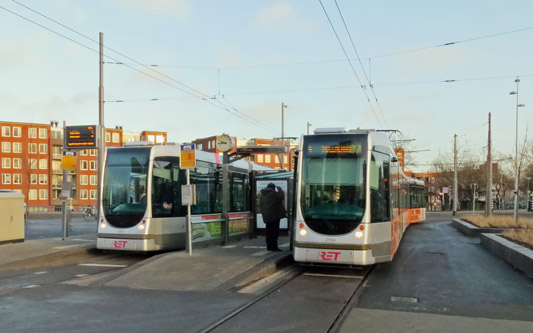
(509, 77), (526, 221)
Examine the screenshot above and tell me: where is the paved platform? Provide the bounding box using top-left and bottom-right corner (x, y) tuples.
(0, 233), (292, 292)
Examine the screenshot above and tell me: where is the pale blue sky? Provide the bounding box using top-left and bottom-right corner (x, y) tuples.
(1, 0), (533, 171)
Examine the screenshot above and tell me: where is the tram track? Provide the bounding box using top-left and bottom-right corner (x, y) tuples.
(199, 264), (373, 333)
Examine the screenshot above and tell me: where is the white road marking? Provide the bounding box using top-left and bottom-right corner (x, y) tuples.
(79, 263), (128, 268)
(53, 244), (83, 249)
(76, 274), (89, 278)
(391, 296), (418, 303)
(244, 246), (266, 249)
(22, 285), (40, 289)
(33, 271), (48, 275)
(251, 250), (269, 257)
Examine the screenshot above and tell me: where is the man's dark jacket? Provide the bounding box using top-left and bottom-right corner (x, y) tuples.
(259, 187), (287, 223)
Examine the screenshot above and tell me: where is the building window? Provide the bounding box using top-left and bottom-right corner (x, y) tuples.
(155, 135), (164, 144)
(39, 189), (48, 200)
(80, 175), (88, 185)
(80, 160), (88, 170)
(112, 132), (120, 143)
(257, 154), (264, 163)
(13, 142), (22, 153)
(2, 174), (11, 184)
(1, 142), (10, 153)
(80, 149), (88, 156)
(105, 132), (111, 142)
(39, 128), (47, 139)
(2, 126), (10, 137)
(90, 149), (97, 156)
(197, 143), (203, 150)
(90, 190), (97, 200)
(29, 189), (37, 200)
(28, 143), (37, 154)
(39, 174), (48, 185)
(52, 146), (62, 159)
(2, 158), (11, 169)
(284, 155), (288, 165)
(12, 158), (21, 169)
(28, 128), (37, 138)
(13, 174), (22, 184)
(90, 161), (97, 170)
(39, 144), (48, 154)
(90, 175), (97, 185)
(80, 189), (88, 200)
(52, 160), (61, 171)
(265, 155), (271, 163)
(39, 159), (47, 170)
(12, 127), (21, 137)
(30, 174), (38, 184)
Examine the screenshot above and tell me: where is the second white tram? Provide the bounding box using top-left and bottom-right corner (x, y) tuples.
(97, 143), (271, 251)
(293, 128), (426, 265)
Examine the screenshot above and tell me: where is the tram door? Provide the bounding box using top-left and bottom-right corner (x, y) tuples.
(253, 179), (291, 232)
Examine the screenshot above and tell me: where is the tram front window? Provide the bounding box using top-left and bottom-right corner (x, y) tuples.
(103, 148), (150, 228)
(301, 135), (366, 235)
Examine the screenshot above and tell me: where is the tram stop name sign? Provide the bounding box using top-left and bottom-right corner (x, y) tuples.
(61, 151), (77, 170)
(180, 144), (196, 169)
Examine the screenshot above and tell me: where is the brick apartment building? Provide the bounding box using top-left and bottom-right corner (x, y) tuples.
(0, 121), (166, 212)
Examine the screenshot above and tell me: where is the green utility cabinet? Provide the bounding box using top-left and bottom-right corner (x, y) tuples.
(0, 191), (25, 244)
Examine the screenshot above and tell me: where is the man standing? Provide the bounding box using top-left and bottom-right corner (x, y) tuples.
(259, 183), (286, 251)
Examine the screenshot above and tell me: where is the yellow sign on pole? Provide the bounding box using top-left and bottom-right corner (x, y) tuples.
(61, 151), (77, 170)
(180, 144), (196, 169)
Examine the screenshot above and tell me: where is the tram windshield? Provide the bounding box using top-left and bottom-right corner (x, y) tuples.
(102, 147), (150, 228)
(301, 135), (366, 235)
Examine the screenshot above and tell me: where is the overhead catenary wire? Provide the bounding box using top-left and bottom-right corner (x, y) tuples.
(318, 0), (383, 128)
(333, 0), (388, 127)
(2, 1), (276, 134)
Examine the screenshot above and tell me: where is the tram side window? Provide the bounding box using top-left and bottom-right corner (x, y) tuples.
(370, 151), (390, 222)
(230, 173), (249, 212)
(152, 157), (186, 218)
(190, 166), (222, 214)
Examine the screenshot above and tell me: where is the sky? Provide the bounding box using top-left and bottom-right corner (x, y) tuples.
(1, 0), (533, 172)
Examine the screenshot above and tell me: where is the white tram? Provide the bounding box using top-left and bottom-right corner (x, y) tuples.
(293, 128), (426, 265)
(96, 143), (270, 251)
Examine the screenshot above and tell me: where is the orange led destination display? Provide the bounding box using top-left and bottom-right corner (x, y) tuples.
(307, 144), (362, 154)
(66, 125), (97, 148)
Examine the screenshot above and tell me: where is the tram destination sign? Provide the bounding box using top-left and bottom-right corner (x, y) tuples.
(65, 125), (98, 149)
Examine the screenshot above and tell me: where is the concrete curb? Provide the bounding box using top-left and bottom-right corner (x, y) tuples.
(452, 218), (504, 237)
(480, 233), (533, 279)
(221, 252), (294, 291)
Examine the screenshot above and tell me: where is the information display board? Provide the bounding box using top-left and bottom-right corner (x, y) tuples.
(65, 125), (98, 148)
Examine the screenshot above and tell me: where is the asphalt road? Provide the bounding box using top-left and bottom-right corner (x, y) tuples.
(356, 212), (533, 321)
(24, 217), (97, 240)
(1, 212), (532, 332)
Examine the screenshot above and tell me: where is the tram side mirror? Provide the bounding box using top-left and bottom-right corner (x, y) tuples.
(391, 156), (398, 163)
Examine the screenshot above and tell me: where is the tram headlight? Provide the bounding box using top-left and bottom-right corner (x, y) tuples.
(299, 229), (307, 237)
(99, 222), (106, 229)
(138, 224), (145, 231)
(355, 231), (363, 239)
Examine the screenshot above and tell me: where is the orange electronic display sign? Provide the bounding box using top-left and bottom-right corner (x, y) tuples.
(66, 125), (98, 148)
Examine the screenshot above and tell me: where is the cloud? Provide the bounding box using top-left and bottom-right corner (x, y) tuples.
(117, 0), (188, 18)
(254, 2), (317, 33)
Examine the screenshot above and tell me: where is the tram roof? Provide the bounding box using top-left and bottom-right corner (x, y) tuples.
(109, 143), (274, 172)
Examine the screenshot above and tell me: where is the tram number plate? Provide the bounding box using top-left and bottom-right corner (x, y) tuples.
(113, 240), (128, 248)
